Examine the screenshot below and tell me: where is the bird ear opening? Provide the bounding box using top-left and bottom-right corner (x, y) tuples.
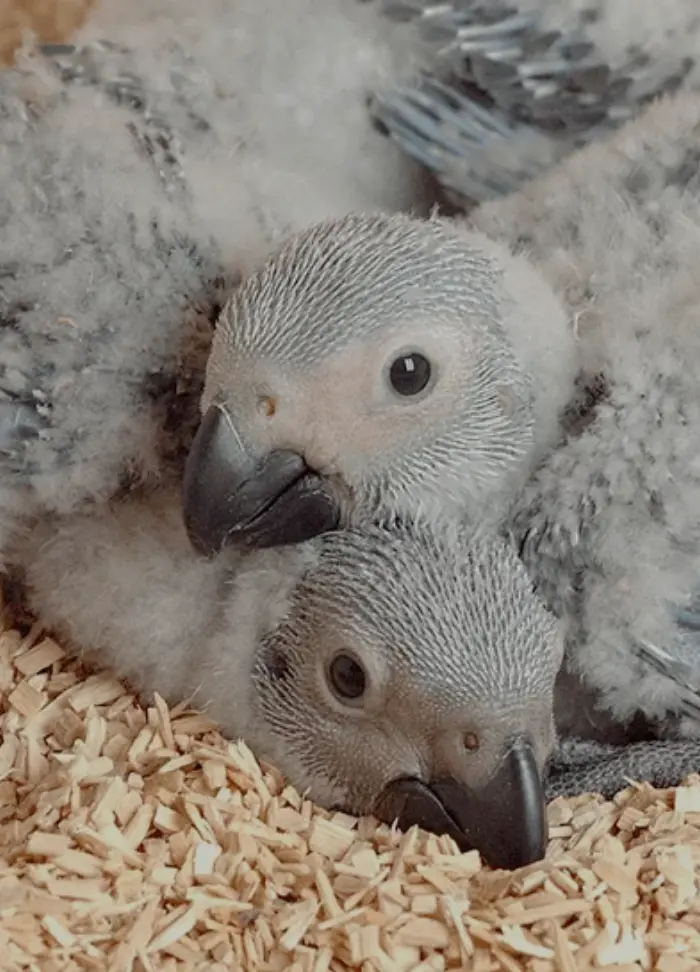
(257, 633), (294, 684)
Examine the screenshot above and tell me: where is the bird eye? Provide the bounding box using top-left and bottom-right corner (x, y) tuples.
(388, 351), (432, 397)
(327, 653), (367, 703)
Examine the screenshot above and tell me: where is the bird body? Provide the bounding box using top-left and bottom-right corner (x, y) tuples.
(373, 0), (700, 205)
(469, 90), (700, 736)
(0, 0), (427, 565)
(12, 489), (562, 870)
(4, 0), (700, 854)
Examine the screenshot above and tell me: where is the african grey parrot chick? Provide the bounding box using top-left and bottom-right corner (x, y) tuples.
(13, 493), (562, 871)
(15, 490), (700, 851)
(0, 0), (429, 567)
(185, 87), (700, 749)
(372, 0), (700, 206)
(184, 210), (577, 553)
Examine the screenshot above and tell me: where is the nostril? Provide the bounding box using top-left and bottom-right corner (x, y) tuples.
(258, 395), (277, 418)
(463, 731), (480, 752)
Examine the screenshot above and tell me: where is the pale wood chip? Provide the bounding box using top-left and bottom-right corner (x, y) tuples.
(1, 615), (700, 971)
(14, 638), (64, 677)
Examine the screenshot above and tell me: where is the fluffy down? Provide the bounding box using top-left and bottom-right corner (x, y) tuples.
(373, 0), (700, 205)
(0, 0), (428, 563)
(468, 91), (700, 736)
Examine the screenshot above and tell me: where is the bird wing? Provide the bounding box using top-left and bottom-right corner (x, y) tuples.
(633, 627), (700, 724)
(0, 48), (223, 531)
(371, 0), (698, 204)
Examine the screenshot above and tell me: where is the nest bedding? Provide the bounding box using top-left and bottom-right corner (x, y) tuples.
(1, 616), (700, 972)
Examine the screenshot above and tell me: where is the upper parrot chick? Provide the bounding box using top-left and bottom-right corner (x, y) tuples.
(0, 0), (431, 569)
(185, 211), (576, 554)
(16, 495), (562, 870)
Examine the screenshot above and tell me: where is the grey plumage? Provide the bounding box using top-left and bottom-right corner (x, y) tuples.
(371, 0), (700, 205)
(547, 738), (700, 800)
(470, 90), (700, 738)
(0, 0), (427, 564)
(2, 0), (700, 847)
(11, 492), (561, 870)
(11, 480), (700, 866)
(187, 89), (700, 764)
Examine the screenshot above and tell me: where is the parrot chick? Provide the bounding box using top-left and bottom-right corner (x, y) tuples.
(372, 0), (700, 206)
(0, 0), (429, 567)
(185, 210), (577, 553)
(185, 88), (700, 746)
(13, 493), (562, 871)
(14, 488), (700, 854)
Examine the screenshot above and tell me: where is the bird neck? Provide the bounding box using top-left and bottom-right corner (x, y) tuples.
(471, 230), (580, 469)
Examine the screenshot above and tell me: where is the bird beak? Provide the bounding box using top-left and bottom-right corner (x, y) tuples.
(183, 404), (341, 556)
(374, 738), (547, 870)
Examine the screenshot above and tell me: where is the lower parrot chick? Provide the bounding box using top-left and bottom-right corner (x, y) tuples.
(13, 493), (700, 864)
(13, 492), (562, 871)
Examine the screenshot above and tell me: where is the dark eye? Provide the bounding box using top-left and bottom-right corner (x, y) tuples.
(327, 653), (367, 702)
(388, 352), (432, 397)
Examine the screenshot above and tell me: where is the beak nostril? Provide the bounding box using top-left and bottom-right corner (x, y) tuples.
(258, 395), (277, 418)
(463, 731), (480, 752)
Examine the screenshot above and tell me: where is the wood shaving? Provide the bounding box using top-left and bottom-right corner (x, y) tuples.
(2, 616), (700, 971)
(0, 0), (94, 66)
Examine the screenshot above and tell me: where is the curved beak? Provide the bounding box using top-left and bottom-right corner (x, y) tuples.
(374, 738), (547, 870)
(183, 404), (341, 556)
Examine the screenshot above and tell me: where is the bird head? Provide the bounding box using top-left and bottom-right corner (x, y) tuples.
(183, 211), (575, 555)
(239, 522), (563, 871)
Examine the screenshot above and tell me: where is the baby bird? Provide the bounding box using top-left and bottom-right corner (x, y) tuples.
(14, 490), (700, 866)
(185, 88), (700, 746)
(185, 210), (577, 552)
(372, 0), (700, 205)
(13, 493), (563, 871)
(0, 0), (428, 565)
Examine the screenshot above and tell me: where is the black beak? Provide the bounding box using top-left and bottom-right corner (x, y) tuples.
(374, 739), (547, 871)
(183, 404), (341, 556)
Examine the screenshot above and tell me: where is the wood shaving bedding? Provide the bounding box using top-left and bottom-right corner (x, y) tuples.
(1, 615), (700, 971)
(0, 0), (94, 66)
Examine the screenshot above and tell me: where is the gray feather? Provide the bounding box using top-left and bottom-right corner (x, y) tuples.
(546, 737), (700, 800)
(469, 91), (700, 735)
(372, 0), (700, 204)
(0, 0), (428, 561)
(12, 491), (562, 837)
